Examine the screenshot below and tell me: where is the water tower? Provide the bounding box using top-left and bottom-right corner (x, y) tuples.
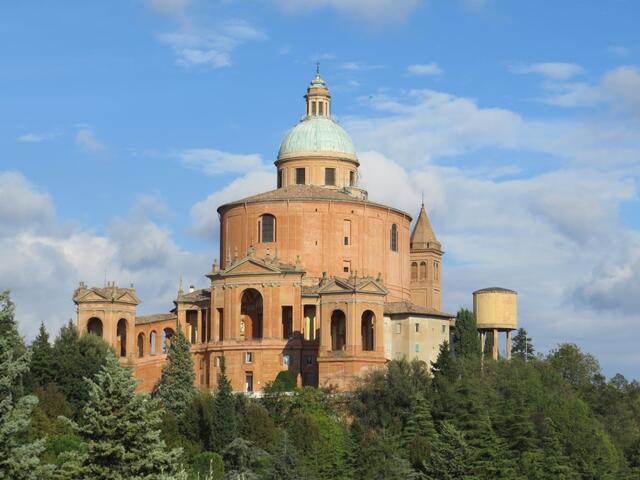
(473, 287), (518, 360)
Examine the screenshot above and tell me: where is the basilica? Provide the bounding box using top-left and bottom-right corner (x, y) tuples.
(73, 70), (454, 393)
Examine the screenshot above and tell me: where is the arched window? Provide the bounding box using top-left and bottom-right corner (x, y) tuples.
(162, 328), (175, 354)
(331, 310), (346, 351)
(137, 333), (145, 358)
(361, 311), (375, 351)
(117, 319), (127, 357)
(411, 262), (418, 281)
(434, 261), (439, 280)
(390, 224), (398, 252)
(419, 261), (427, 280)
(241, 288), (263, 340)
(150, 331), (157, 355)
(87, 317), (103, 337)
(258, 214), (275, 243)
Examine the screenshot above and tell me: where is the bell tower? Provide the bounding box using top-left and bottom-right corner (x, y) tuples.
(410, 202), (443, 310)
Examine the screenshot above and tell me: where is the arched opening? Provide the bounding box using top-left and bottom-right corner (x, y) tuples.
(87, 317), (103, 337)
(419, 261), (427, 280)
(117, 319), (127, 357)
(361, 310), (375, 351)
(411, 262), (418, 281)
(331, 310), (346, 351)
(390, 224), (398, 252)
(137, 332), (145, 358)
(258, 214), (276, 243)
(241, 288), (263, 340)
(150, 331), (157, 355)
(162, 328), (175, 354)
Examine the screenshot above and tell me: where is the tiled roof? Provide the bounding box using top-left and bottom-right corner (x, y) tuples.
(384, 301), (454, 318)
(177, 288), (210, 303)
(135, 313), (176, 325)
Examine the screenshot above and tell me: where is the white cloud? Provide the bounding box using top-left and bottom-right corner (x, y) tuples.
(179, 149), (264, 175)
(17, 133), (55, 143)
(340, 62), (384, 71)
(0, 171), (54, 235)
(75, 128), (106, 153)
(511, 62), (585, 80)
(158, 19), (266, 68)
(276, 0), (421, 24)
(190, 169), (274, 240)
(407, 63), (443, 76)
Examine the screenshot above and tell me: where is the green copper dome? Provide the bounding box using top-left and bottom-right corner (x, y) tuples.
(278, 116), (357, 159)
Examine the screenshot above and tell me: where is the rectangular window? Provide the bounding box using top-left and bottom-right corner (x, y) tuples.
(296, 168), (306, 185)
(415, 343), (420, 353)
(305, 356), (314, 366)
(245, 352), (253, 364)
(325, 167), (336, 186)
(283, 354), (291, 366)
(245, 372), (253, 393)
(215, 356), (222, 367)
(442, 325), (446, 334)
(434, 261), (439, 280)
(201, 309), (207, 343)
(319, 102), (324, 116)
(395, 323), (401, 334)
(218, 308), (224, 341)
(415, 323), (420, 333)
(304, 305), (317, 341)
(342, 260), (351, 273)
(349, 171), (356, 186)
(187, 310), (198, 344)
(312, 102), (317, 115)
(282, 306), (293, 339)
(343, 219), (351, 246)
(277, 169), (283, 188)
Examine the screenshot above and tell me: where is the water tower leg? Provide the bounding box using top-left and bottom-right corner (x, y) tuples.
(506, 330), (512, 360)
(480, 331), (485, 355)
(492, 328), (498, 360)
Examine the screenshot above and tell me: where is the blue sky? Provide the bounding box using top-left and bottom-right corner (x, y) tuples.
(1, 0), (640, 378)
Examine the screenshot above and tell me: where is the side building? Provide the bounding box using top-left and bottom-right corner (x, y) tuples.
(73, 71), (454, 393)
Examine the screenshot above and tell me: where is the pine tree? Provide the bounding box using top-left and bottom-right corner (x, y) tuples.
(27, 323), (55, 390)
(212, 357), (237, 453)
(222, 438), (267, 480)
(511, 328), (534, 361)
(452, 309), (480, 359)
(423, 421), (472, 480)
(0, 337), (49, 480)
(352, 430), (416, 480)
(72, 352), (186, 479)
(0, 290), (24, 353)
(153, 328), (196, 418)
(403, 393), (437, 467)
(263, 431), (303, 480)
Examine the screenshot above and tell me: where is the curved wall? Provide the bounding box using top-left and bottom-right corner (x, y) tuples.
(220, 199), (412, 301)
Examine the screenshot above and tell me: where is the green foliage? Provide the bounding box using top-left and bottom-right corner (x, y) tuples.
(483, 330), (494, 359)
(180, 389), (215, 451)
(352, 430), (415, 480)
(212, 358), (237, 453)
(403, 393), (437, 467)
(27, 323), (55, 390)
(422, 421), (472, 480)
(547, 343), (604, 392)
(71, 352), (186, 479)
(154, 328), (196, 418)
(452, 308), (480, 359)
(189, 452), (224, 480)
(0, 337), (49, 480)
(263, 431), (303, 480)
(239, 401), (278, 452)
(0, 290), (24, 353)
(221, 438), (268, 480)
(266, 370), (296, 392)
(511, 328), (534, 361)
(50, 321), (112, 413)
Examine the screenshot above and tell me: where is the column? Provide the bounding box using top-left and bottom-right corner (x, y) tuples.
(480, 331), (485, 355)
(197, 309), (202, 344)
(506, 330), (512, 360)
(492, 328), (498, 360)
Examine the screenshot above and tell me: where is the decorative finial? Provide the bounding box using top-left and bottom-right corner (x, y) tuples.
(421, 191), (424, 207)
(178, 274), (184, 296)
(316, 61), (320, 75)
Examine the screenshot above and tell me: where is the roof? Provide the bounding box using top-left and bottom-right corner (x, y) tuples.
(135, 313), (176, 325)
(473, 287), (517, 295)
(384, 301), (454, 318)
(73, 284), (140, 305)
(177, 288), (211, 303)
(410, 204), (440, 250)
(278, 116), (356, 160)
(218, 184), (411, 218)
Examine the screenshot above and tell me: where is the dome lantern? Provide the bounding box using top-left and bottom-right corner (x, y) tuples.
(305, 63), (331, 118)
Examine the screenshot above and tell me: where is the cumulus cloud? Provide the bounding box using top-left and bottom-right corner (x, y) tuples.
(340, 62), (384, 71)
(179, 149), (264, 175)
(511, 62), (585, 80)
(407, 63), (443, 76)
(157, 19), (266, 68)
(0, 171), (54, 235)
(17, 133), (56, 143)
(75, 128), (106, 153)
(275, 0), (421, 24)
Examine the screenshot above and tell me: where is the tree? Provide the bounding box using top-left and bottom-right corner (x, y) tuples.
(153, 328), (196, 418)
(483, 331), (494, 359)
(0, 291), (23, 352)
(403, 392), (437, 467)
(72, 352), (186, 479)
(263, 431), (303, 480)
(547, 343), (602, 392)
(452, 309), (480, 359)
(212, 358), (237, 453)
(423, 421), (472, 480)
(222, 438), (267, 480)
(0, 337), (49, 480)
(239, 402), (278, 452)
(352, 430), (415, 480)
(50, 321), (112, 412)
(27, 323), (55, 390)
(511, 328), (534, 361)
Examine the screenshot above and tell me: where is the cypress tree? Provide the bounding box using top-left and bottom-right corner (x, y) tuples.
(403, 392), (437, 467)
(27, 323), (55, 390)
(153, 328), (196, 418)
(511, 328), (534, 361)
(263, 431), (303, 480)
(452, 309), (480, 359)
(73, 352), (186, 479)
(0, 290), (24, 354)
(423, 421), (472, 480)
(0, 337), (49, 480)
(212, 357), (237, 453)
